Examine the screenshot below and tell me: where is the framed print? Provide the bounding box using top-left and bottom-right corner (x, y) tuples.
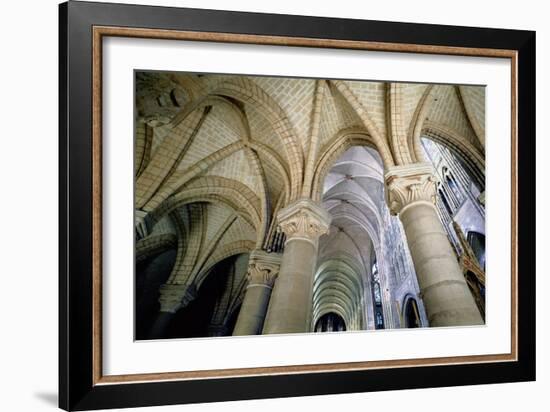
(59, 1), (536, 410)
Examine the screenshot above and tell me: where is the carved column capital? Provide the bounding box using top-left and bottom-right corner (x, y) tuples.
(158, 283), (197, 313)
(246, 250), (282, 288)
(384, 163), (438, 215)
(277, 198), (331, 244)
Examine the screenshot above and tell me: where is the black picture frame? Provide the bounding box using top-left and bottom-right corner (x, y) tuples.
(59, 1), (536, 410)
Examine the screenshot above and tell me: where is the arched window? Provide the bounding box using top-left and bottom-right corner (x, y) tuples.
(404, 298), (421, 328)
(372, 259), (385, 329)
(446, 172), (462, 202)
(375, 312), (384, 329)
(439, 189), (453, 215)
(467, 231), (486, 270)
(315, 312), (346, 332)
(373, 283), (382, 305)
(372, 261), (382, 305)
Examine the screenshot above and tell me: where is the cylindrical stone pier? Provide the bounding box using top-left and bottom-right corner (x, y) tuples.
(233, 251), (281, 336)
(262, 199), (331, 334)
(385, 163), (483, 327)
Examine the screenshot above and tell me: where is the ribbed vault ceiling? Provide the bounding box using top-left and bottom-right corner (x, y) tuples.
(135, 72), (486, 312)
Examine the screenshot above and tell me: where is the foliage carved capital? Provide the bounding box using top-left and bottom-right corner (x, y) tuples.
(385, 163), (438, 215)
(277, 198), (331, 242)
(246, 250), (282, 288)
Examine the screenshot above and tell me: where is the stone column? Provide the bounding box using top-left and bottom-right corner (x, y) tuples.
(232, 251), (282, 336)
(148, 283), (196, 339)
(385, 163), (483, 327)
(262, 199), (331, 334)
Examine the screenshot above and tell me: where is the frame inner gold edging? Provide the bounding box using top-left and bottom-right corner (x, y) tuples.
(91, 25), (518, 386)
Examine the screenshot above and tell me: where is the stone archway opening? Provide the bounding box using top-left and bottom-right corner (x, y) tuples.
(404, 298), (421, 328)
(148, 253), (249, 339)
(315, 144), (419, 331)
(315, 312), (347, 332)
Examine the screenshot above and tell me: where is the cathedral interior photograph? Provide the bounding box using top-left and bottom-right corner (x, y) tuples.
(134, 71), (487, 340)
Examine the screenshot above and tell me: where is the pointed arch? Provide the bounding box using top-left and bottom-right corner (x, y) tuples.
(311, 127), (377, 202)
(150, 176), (262, 242)
(422, 121), (485, 189)
(136, 233), (178, 263)
(207, 78), (304, 200)
(407, 84), (435, 163)
(328, 80), (394, 167)
(387, 83), (414, 165)
(195, 241), (255, 288)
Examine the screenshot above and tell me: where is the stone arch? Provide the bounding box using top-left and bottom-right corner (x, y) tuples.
(243, 147), (270, 246)
(422, 121), (485, 189)
(136, 233), (178, 263)
(164, 204), (206, 285)
(136, 106), (210, 208)
(457, 85), (485, 148)
(249, 141), (291, 203)
(323, 194), (382, 244)
(161, 251), (250, 339)
(315, 307), (350, 330)
(140, 93), (252, 209)
(312, 257), (365, 331)
(207, 78), (304, 200)
(314, 311), (348, 331)
(311, 128), (378, 202)
(195, 242), (255, 289)
(402, 294), (422, 328)
(159, 195), (257, 233)
(407, 84), (435, 163)
(313, 283), (358, 321)
(135, 120), (154, 178)
(144, 141), (245, 212)
(150, 177), (262, 242)
(328, 80), (395, 167)
(140, 89), (288, 221)
(386, 83), (415, 165)
(315, 257), (364, 287)
(188, 213), (239, 282)
(314, 269), (363, 299)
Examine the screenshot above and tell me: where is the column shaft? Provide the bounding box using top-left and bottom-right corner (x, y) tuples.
(232, 250), (281, 336)
(400, 202), (483, 326)
(261, 199), (331, 335)
(262, 239), (317, 334)
(233, 285), (272, 335)
(385, 163), (483, 327)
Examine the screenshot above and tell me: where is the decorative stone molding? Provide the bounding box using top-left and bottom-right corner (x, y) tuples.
(384, 163), (438, 215)
(277, 198), (331, 243)
(246, 250), (282, 288)
(158, 283), (197, 313)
